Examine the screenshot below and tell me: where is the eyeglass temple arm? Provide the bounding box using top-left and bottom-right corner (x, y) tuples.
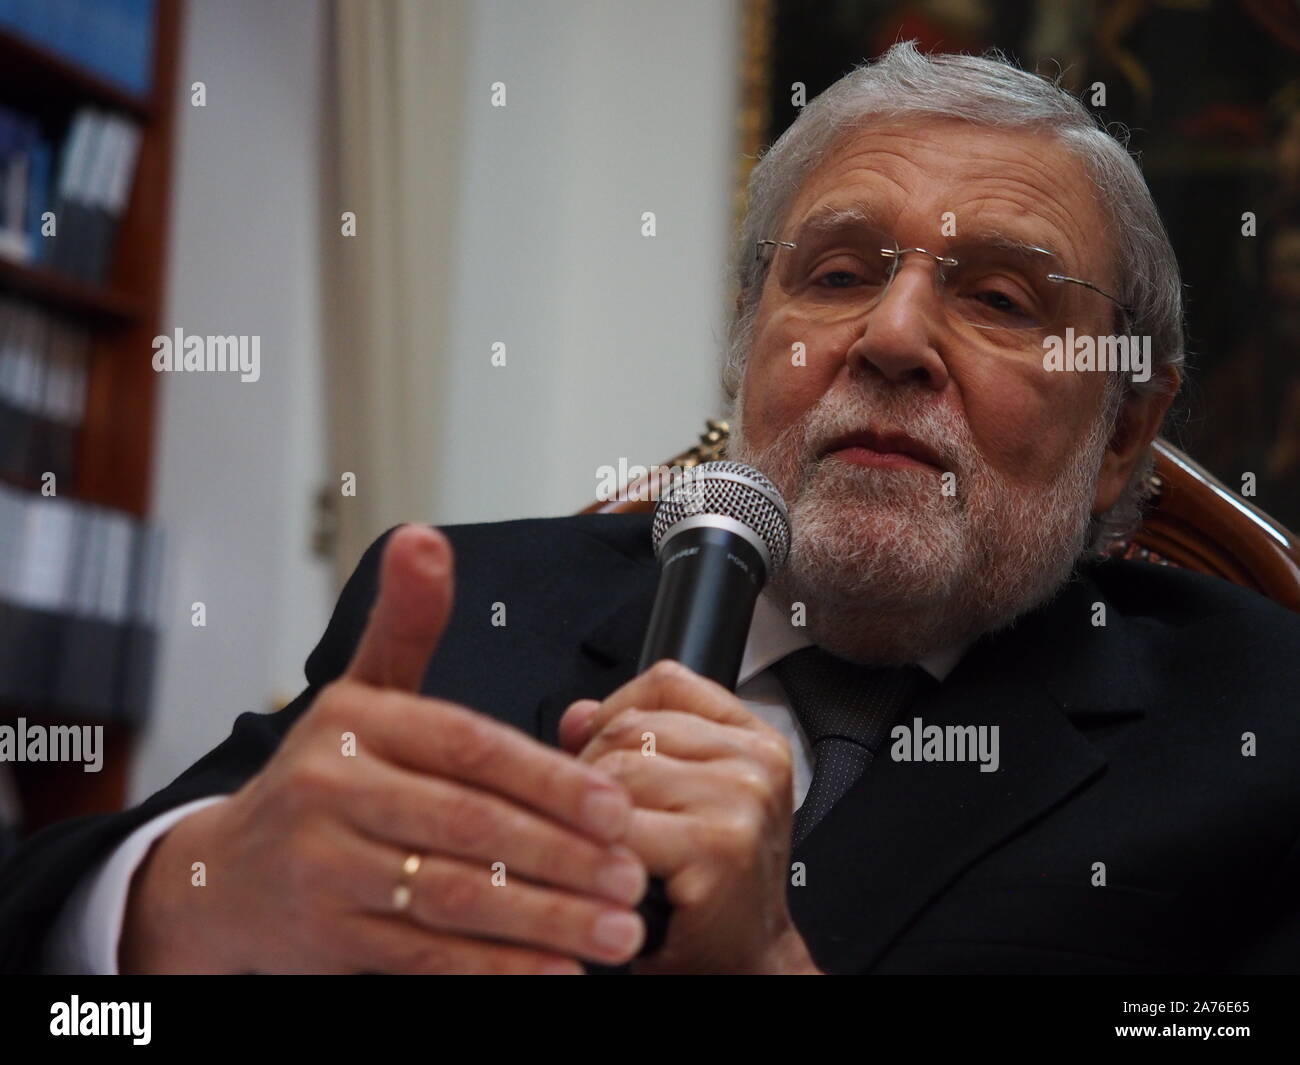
(1047, 272), (1134, 318)
(755, 239), (794, 259)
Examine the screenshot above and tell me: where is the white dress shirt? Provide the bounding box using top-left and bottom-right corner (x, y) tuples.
(43, 591), (967, 974)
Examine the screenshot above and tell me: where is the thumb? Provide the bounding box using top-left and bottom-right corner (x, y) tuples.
(345, 524), (453, 691)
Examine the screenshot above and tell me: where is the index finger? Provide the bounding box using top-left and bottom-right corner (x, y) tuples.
(352, 685), (635, 844)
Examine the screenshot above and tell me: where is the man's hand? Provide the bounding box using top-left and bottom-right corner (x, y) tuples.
(559, 660), (821, 974)
(120, 524), (648, 974)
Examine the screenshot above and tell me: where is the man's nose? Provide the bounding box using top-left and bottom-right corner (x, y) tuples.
(845, 261), (950, 390)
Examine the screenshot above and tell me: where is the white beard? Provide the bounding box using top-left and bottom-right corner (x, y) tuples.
(727, 382), (1111, 665)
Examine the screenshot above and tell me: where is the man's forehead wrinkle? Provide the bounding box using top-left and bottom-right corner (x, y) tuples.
(949, 174), (1091, 237)
(947, 192), (1088, 263)
(805, 123), (1062, 193)
(788, 151), (915, 225)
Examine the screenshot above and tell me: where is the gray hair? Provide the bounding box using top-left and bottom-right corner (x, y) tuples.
(723, 41), (1184, 551)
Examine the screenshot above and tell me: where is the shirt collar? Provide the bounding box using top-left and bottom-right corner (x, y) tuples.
(737, 590), (969, 686)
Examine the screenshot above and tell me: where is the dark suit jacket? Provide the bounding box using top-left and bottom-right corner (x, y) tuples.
(2, 512), (1298, 974)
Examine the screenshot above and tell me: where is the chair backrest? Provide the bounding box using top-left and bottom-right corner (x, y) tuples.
(582, 420), (1300, 612)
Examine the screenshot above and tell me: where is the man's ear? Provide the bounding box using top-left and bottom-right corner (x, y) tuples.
(1092, 366), (1179, 514)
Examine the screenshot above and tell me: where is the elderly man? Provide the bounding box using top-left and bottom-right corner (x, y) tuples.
(2, 43), (1297, 975)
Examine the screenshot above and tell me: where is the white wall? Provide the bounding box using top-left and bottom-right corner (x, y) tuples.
(132, 0), (739, 800)
(133, 0), (332, 801)
(436, 0), (737, 523)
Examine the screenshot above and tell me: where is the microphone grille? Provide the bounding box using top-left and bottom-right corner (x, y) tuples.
(651, 460), (791, 572)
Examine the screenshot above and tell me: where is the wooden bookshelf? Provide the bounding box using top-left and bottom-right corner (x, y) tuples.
(77, 0), (182, 518)
(0, 0), (183, 828)
(0, 257), (142, 325)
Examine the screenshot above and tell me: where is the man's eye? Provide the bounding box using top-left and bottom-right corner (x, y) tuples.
(815, 269), (864, 288)
(810, 257), (884, 289)
(976, 289), (1021, 311)
(968, 287), (1036, 318)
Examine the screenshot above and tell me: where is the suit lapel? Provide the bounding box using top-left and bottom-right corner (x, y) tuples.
(789, 566), (1151, 973)
(788, 662), (1104, 972)
(534, 574), (658, 746)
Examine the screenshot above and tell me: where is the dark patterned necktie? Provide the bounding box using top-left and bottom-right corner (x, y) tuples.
(773, 646), (931, 847)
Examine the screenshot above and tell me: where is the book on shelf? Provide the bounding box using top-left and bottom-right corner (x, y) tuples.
(0, 479), (163, 843)
(0, 105), (39, 263)
(0, 479), (164, 725)
(0, 103), (143, 284)
(0, 294), (88, 487)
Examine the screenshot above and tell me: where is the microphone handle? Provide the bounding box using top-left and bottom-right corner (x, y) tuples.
(637, 524), (767, 688)
(633, 524), (769, 958)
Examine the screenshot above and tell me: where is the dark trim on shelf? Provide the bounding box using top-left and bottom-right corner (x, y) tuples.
(0, 27), (155, 122)
(0, 256), (141, 326)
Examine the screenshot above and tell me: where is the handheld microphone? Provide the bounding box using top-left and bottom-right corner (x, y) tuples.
(634, 460), (791, 955)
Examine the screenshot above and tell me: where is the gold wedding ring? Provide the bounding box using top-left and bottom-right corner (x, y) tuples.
(392, 853), (422, 912)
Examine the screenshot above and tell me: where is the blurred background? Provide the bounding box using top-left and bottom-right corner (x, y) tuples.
(0, 0), (1296, 848)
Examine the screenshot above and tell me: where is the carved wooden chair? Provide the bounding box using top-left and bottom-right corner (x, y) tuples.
(582, 420), (1300, 613)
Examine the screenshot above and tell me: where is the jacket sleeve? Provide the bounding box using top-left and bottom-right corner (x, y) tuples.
(0, 528), (395, 973)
